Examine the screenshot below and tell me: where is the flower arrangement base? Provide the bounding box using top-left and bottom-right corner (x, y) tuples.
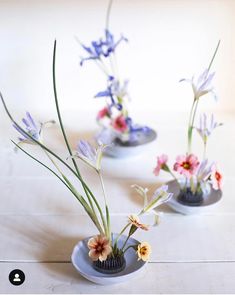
(96, 127), (157, 158)
(177, 188), (203, 206)
(166, 180), (222, 215)
(93, 254), (126, 274)
(71, 234), (147, 285)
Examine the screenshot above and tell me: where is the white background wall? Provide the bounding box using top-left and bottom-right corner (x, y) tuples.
(0, 0), (235, 120)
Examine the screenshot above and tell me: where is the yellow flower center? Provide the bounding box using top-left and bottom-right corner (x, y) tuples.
(182, 162), (190, 170)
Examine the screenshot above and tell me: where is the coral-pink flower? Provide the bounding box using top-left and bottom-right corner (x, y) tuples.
(211, 165), (223, 190)
(173, 154), (199, 178)
(97, 107), (109, 120)
(111, 114), (128, 132)
(87, 235), (112, 262)
(153, 154), (168, 176)
(128, 214), (149, 231)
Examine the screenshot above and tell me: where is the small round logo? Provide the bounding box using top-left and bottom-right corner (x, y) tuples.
(9, 269), (25, 286)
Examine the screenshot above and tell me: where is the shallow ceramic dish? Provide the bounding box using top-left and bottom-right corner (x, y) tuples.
(95, 128), (157, 158)
(167, 180), (223, 215)
(99, 128), (157, 158)
(71, 234), (147, 285)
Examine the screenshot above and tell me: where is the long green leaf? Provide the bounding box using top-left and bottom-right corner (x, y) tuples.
(12, 140), (104, 234)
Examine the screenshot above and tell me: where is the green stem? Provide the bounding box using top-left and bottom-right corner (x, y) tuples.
(43, 149), (64, 175)
(12, 141), (104, 234)
(187, 98), (196, 154)
(1, 91), (107, 235)
(121, 234), (130, 251)
(53, 40), (96, 215)
(123, 244), (136, 254)
(203, 140), (207, 160)
(97, 171), (110, 239)
(189, 98), (199, 147)
(168, 170), (181, 188)
(43, 149), (103, 232)
(114, 222), (131, 248)
(207, 40), (220, 72)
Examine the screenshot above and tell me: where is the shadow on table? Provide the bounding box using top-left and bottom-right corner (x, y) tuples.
(49, 126), (96, 149)
(3, 216), (91, 282)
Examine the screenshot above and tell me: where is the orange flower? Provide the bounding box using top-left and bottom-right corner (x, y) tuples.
(87, 235), (112, 262)
(128, 214), (149, 231)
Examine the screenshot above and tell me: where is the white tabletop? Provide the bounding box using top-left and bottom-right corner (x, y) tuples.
(0, 111), (234, 294)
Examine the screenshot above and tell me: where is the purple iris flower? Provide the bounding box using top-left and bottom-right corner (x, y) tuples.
(196, 113), (222, 143)
(76, 140), (106, 171)
(80, 29), (128, 66)
(180, 69), (217, 100)
(126, 117), (150, 133)
(95, 78), (129, 111)
(13, 112), (41, 143)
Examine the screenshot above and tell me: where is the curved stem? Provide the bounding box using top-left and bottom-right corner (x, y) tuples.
(97, 171), (110, 239)
(1, 91), (107, 235)
(114, 222), (131, 248)
(12, 141), (104, 234)
(123, 244), (136, 254)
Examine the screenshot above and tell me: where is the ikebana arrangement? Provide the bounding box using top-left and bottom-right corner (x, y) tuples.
(78, 1), (157, 157)
(0, 41), (172, 284)
(153, 41), (223, 213)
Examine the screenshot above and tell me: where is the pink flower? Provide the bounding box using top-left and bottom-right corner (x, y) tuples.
(153, 154), (168, 176)
(87, 235), (112, 262)
(173, 154), (199, 178)
(111, 115), (128, 132)
(211, 165), (223, 190)
(97, 107), (109, 120)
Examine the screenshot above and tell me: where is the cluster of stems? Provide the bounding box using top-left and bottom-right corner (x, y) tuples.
(0, 40), (111, 241)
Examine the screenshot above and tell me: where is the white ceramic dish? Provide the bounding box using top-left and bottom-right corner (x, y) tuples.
(96, 128), (157, 158)
(71, 234), (147, 285)
(104, 138), (157, 158)
(167, 180), (223, 215)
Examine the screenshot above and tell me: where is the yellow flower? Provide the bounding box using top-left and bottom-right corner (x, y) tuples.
(137, 242), (151, 261)
(128, 214), (149, 231)
(87, 235), (112, 262)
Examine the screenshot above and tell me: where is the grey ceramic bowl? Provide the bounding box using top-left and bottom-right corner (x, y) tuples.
(167, 180), (223, 215)
(71, 234), (147, 285)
